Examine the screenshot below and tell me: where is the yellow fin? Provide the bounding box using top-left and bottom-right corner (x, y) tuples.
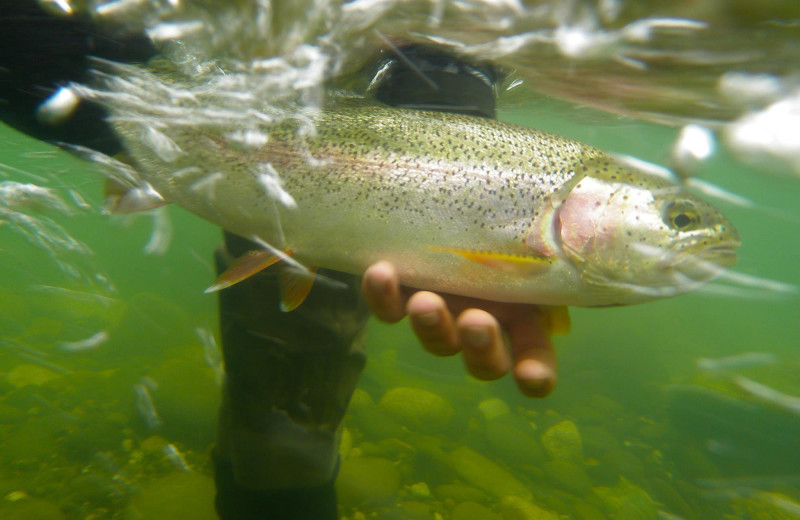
(205, 249), (281, 293)
(542, 305), (571, 336)
(279, 267), (317, 311)
(430, 246), (553, 274)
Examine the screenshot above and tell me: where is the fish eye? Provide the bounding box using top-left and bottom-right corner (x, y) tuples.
(664, 202), (700, 230)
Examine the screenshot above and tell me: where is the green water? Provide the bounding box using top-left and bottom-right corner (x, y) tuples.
(1, 99), (799, 520)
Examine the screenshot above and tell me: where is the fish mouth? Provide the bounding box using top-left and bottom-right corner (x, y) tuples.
(695, 243), (739, 269)
(675, 241), (740, 281)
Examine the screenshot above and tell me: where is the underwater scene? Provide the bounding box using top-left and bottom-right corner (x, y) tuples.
(2, 1), (800, 520)
(3, 97), (799, 520)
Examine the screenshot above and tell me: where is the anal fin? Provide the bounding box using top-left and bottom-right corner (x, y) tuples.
(542, 305), (571, 336)
(279, 267), (317, 311)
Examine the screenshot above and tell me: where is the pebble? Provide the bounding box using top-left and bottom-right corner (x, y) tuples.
(541, 420), (583, 462)
(6, 365), (60, 388)
(452, 501), (501, 520)
(337, 456), (400, 507)
(542, 459), (593, 496)
(500, 495), (559, 520)
(125, 472), (216, 520)
(0, 497), (65, 520)
(484, 421), (545, 468)
(449, 446), (531, 501)
(434, 483), (490, 504)
(379, 387), (453, 433)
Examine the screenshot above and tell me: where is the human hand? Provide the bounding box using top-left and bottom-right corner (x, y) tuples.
(361, 261), (569, 397)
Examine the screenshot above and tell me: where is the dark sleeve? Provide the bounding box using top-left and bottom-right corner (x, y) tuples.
(368, 43), (499, 120)
(0, 0), (154, 155)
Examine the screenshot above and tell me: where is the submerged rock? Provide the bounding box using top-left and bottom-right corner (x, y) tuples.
(412, 435), (457, 484)
(125, 472), (216, 520)
(348, 388), (374, 410)
(593, 477), (658, 520)
(581, 426), (621, 458)
(407, 481), (431, 499)
(337, 456), (400, 507)
(379, 387), (453, 433)
(60, 419), (127, 463)
(448, 446), (531, 500)
(573, 501), (606, 520)
(452, 501), (501, 520)
(730, 491), (800, 520)
(378, 437), (416, 458)
(484, 421), (545, 468)
(477, 398), (511, 421)
(500, 495), (559, 520)
(149, 354), (220, 450)
(601, 448), (646, 481)
(396, 500), (434, 520)
(571, 394), (626, 424)
(541, 420), (583, 463)
(646, 478), (692, 519)
(6, 364), (60, 388)
(339, 427), (353, 460)
(434, 483), (490, 504)
(0, 403), (26, 424)
(349, 403), (407, 440)
(0, 497), (65, 520)
(0, 418), (62, 466)
(542, 459), (593, 496)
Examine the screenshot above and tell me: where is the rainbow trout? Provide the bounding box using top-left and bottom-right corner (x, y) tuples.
(112, 101), (740, 308)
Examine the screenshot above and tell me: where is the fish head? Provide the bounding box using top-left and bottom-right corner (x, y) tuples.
(553, 158), (740, 303)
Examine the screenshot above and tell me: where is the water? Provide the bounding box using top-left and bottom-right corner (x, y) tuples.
(2, 1), (800, 519)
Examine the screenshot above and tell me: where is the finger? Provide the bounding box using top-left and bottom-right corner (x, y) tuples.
(407, 291), (459, 356)
(508, 309), (558, 397)
(362, 261), (406, 323)
(457, 309), (511, 380)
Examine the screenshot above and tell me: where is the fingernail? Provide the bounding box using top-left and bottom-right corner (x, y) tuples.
(415, 311), (440, 327)
(463, 327), (491, 349)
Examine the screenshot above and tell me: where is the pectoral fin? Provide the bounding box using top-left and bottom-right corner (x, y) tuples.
(104, 178), (168, 214)
(430, 246), (553, 275)
(542, 305), (571, 336)
(279, 267), (317, 312)
(205, 249), (281, 293)
(206, 248), (316, 311)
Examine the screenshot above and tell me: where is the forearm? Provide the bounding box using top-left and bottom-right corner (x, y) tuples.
(214, 231), (369, 489)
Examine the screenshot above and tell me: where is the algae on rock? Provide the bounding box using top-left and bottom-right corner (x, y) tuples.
(541, 420), (584, 463)
(125, 472), (217, 520)
(379, 386), (454, 433)
(500, 495), (559, 520)
(337, 456), (401, 507)
(448, 446), (532, 501)
(593, 476), (658, 520)
(452, 500), (501, 520)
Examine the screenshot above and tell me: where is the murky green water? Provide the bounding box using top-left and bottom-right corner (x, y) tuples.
(1, 99), (799, 519)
